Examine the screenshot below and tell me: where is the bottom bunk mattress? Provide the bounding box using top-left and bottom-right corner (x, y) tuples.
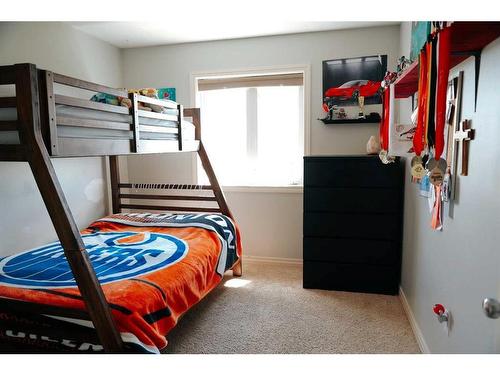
(0, 212), (241, 353)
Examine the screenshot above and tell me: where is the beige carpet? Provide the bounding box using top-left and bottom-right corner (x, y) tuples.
(162, 261), (420, 354)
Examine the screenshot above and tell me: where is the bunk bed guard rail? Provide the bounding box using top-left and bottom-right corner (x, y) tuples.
(38, 70), (189, 157)
(0, 64), (24, 160)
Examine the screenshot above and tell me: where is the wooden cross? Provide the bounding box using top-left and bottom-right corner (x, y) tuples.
(453, 119), (475, 176)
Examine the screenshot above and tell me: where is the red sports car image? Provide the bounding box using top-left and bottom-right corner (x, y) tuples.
(325, 79), (382, 100)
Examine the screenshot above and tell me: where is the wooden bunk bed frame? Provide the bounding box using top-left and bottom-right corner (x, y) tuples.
(0, 63), (241, 353)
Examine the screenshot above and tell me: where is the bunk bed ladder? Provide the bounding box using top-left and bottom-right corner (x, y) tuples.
(8, 63), (124, 353)
(193, 110), (242, 276)
(194, 111), (242, 277)
(189, 108), (233, 219)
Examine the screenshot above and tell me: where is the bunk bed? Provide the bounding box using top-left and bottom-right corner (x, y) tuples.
(0, 63), (242, 353)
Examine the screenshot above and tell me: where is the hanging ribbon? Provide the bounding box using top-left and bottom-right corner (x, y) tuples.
(431, 185), (443, 230)
(386, 83), (396, 153)
(423, 41), (432, 149)
(414, 48), (428, 156)
(426, 34), (438, 149)
(379, 85), (390, 151)
(434, 25), (452, 160)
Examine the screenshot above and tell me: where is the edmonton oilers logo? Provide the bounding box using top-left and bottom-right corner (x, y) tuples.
(0, 232), (188, 288)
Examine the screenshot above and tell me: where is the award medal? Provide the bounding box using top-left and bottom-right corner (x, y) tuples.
(411, 155), (425, 179)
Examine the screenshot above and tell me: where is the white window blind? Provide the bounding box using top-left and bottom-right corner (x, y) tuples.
(197, 73), (303, 91)
(197, 72), (304, 187)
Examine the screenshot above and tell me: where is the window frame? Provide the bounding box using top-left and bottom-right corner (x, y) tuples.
(190, 65), (311, 192)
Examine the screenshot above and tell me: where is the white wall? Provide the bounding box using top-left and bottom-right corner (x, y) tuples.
(0, 22), (123, 255)
(122, 25), (401, 260)
(399, 23), (500, 353)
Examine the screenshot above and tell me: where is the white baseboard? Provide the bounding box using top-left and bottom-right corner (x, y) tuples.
(399, 286), (430, 354)
(243, 255), (303, 265)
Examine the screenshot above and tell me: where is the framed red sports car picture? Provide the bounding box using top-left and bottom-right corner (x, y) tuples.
(323, 55), (387, 105)
(321, 55), (387, 123)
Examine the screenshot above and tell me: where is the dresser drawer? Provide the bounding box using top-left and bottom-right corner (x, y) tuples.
(304, 157), (402, 188)
(303, 261), (399, 295)
(304, 212), (401, 240)
(303, 237), (397, 265)
(304, 187), (401, 214)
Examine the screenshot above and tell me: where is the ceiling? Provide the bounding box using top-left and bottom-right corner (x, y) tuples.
(70, 22), (399, 49)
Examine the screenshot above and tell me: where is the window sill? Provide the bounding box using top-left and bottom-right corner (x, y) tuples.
(221, 186), (303, 194)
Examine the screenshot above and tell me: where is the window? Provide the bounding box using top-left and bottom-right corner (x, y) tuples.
(195, 70), (306, 187)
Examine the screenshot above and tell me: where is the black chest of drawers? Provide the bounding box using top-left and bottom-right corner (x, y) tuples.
(303, 155), (404, 295)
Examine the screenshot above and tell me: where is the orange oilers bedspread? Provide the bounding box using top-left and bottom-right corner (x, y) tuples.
(0, 213), (242, 353)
